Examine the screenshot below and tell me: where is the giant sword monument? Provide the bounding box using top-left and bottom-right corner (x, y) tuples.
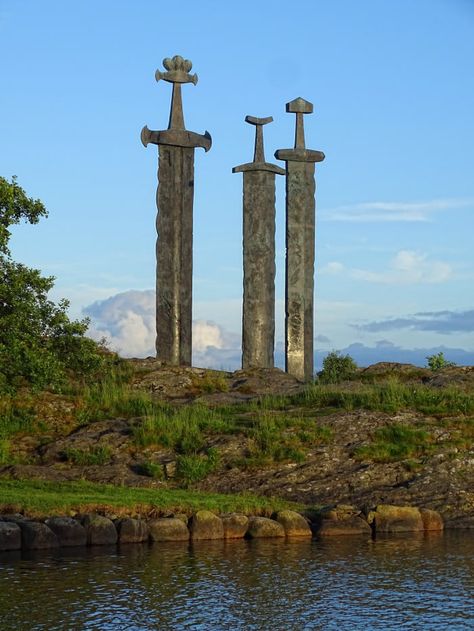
(141, 56), (211, 366)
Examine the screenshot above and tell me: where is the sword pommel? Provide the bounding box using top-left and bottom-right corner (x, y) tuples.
(155, 55), (198, 85)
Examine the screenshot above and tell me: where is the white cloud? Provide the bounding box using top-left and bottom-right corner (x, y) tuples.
(319, 250), (452, 285)
(319, 198), (473, 222)
(84, 290), (241, 369)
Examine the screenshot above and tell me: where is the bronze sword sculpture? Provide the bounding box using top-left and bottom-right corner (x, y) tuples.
(275, 98), (325, 381)
(141, 56), (211, 365)
(233, 116), (284, 368)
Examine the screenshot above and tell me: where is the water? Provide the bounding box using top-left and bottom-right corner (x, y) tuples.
(0, 532), (473, 630)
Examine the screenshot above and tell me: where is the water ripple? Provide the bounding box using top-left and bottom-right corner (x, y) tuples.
(0, 532), (473, 630)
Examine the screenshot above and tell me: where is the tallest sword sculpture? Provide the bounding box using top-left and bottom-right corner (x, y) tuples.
(141, 56), (211, 365)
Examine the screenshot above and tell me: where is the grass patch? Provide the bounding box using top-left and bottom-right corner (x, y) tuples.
(133, 404), (231, 453)
(176, 447), (220, 484)
(191, 372), (229, 394)
(355, 423), (434, 463)
(0, 398), (34, 438)
(63, 445), (113, 466)
(76, 370), (154, 423)
(293, 381), (474, 416)
(0, 478), (300, 518)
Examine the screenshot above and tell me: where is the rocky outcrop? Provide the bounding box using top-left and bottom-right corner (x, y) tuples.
(246, 517), (285, 538)
(148, 517), (189, 542)
(274, 510), (311, 537)
(81, 514), (118, 545)
(46, 516), (87, 547)
(189, 510), (224, 540)
(222, 513), (249, 539)
(116, 518), (149, 543)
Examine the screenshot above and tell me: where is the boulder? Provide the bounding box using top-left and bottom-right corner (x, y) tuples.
(189, 510), (224, 540)
(148, 518), (189, 542)
(222, 513), (249, 539)
(420, 508), (444, 531)
(274, 510), (312, 538)
(46, 517), (87, 547)
(369, 505), (424, 533)
(313, 505), (372, 536)
(0, 522), (21, 551)
(246, 517), (285, 539)
(19, 521), (59, 550)
(81, 514), (118, 546)
(316, 516), (372, 536)
(116, 518), (149, 543)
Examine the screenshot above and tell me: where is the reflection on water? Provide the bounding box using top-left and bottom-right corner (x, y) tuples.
(0, 532), (473, 630)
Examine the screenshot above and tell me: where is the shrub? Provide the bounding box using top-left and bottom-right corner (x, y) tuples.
(0, 176), (107, 392)
(318, 351), (357, 384)
(426, 352), (456, 372)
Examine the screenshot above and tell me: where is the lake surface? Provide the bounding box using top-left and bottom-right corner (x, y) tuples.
(0, 532), (473, 630)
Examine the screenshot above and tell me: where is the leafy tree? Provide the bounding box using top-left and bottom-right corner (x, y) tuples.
(425, 352), (455, 372)
(318, 350), (358, 384)
(0, 176), (106, 391)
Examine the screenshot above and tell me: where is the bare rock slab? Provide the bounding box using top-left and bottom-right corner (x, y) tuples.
(148, 518), (189, 542)
(274, 510), (311, 537)
(45, 517), (87, 547)
(189, 510), (224, 540)
(116, 518), (149, 543)
(0, 522), (21, 551)
(246, 517), (285, 539)
(81, 514), (118, 546)
(19, 521), (59, 550)
(222, 513), (249, 539)
(420, 508), (444, 531)
(369, 505), (424, 533)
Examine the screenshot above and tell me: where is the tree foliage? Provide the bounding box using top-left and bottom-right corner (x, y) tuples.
(0, 176), (106, 392)
(318, 351), (358, 384)
(425, 352), (455, 372)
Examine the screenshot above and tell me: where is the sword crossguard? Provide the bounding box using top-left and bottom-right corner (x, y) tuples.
(142, 54), (212, 151)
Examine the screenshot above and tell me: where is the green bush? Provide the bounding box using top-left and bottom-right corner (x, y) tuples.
(426, 352), (456, 372)
(0, 176), (107, 392)
(318, 351), (357, 384)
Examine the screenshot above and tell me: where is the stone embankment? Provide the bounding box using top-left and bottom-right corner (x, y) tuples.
(0, 505), (444, 552)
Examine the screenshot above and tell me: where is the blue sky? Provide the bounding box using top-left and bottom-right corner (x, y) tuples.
(1, 0), (473, 367)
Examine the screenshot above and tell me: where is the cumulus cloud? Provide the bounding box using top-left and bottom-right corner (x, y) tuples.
(355, 309), (474, 334)
(319, 198), (473, 223)
(320, 250), (452, 284)
(84, 290), (241, 369)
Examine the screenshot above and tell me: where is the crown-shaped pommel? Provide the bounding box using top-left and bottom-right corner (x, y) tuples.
(155, 55), (198, 85)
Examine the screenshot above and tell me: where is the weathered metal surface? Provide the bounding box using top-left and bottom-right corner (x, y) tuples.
(233, 117), (284, 369)
(142, 55), (211, 365)
(275, 97), (325, 382)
